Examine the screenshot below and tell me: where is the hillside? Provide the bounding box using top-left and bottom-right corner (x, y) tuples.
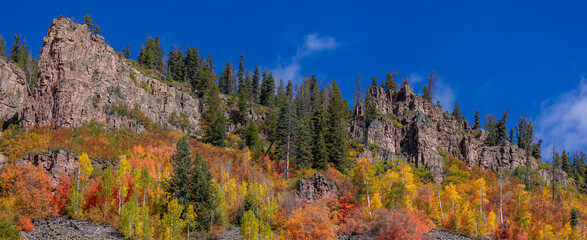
(0, 16), (585, 240)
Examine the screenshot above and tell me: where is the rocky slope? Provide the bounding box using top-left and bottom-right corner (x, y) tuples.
(0, 57), (28, 124)
(21, 17), (202, 133)
(351, 86), (540, 179)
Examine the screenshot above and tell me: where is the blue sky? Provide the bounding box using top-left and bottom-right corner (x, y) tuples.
(1, 0), (587, 154)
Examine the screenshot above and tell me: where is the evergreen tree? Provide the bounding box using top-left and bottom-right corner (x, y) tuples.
(8, 34), (28, 70)
(294, 116), (313, 169)
(452, 102), (462, 122)
(190, 151), (215, 229)
(237, 54), (246, 93)
(473, 109), (480, 129)
(427, 71), (438, 101)
(400, 76), (411, 89)
(167, 136), (194, 205)
(275, 79), (286, 108)
(309, 75), (321, 113)
(364, 87), (378, 140)
(235, 89), (249, 125)
(219, 61), (237, 95)
(496, 110), (510, 143)
(122, 44), (131, 59)
(167, 46), (185, 82)
(382, 72), (398, 93)
(277, 94), (297, 178)
(509, 128), (515, 143)
(532, 139), (543, 160)
(251, 66), (261, 103)
(260, 71), (276, 106)
(370, 77), (378, 88)
(0, 35), (6, 58)
(185, 46), (202, 84)
(484, 113), (498, 146)
(203, 70), (226, 146)
(196, 58), (216, 96)
(561, 150), (572, 176)
(312, 92), (328, 170)
(422, 85), (431, 102)
(326, 80), (352, 173)
(244, 120), (260, 150)
(82, 14), (100, 34)
(137, 36), (164, 74)
(515, 115), (534, 150)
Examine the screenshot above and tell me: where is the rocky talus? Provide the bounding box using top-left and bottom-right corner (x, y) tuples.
(351, 86), (540, 180)
(21, 17), (202, 133)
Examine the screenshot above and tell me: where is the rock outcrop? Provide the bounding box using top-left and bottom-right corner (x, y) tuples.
(15, 150), (115, 184)
(351, 86), (539, 179)
(0, 58), (28, 124)
(295, 173), (339, 204)
(21, 17), (202, 133)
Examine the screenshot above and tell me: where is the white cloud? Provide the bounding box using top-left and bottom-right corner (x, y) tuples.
(409, 73), (423, 83)
(271, 33), (338, 82)
(536, 77), (587, 154)
(435, 80), (456, 111)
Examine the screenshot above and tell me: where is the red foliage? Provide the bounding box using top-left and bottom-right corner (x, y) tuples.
(51, 174), (72, 215)
(0, 163), (54, 219)
(17, 215), (34, 232)
(83, 178), (102, 209)
(339, 207), (368, 235)
(371, 208), (435, 240)
(494, 222), (513, 240)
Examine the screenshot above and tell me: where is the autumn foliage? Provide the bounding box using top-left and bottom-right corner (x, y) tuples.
(16, 215), (33, 232)
(284, 199), (337, 240)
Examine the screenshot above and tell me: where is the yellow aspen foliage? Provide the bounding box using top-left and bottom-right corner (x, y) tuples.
(487, 211), (497, 236)
(445, 183), (460, 211)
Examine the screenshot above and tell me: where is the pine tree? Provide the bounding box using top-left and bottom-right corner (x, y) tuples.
(452, 102), (462, 122)
(422, 85), (431, 102)
(400, 76), (411, 89)
(237, 54), (246, 93)
(382, 72), (398, 93)
(167, 46), (185, 82)
(122, 44), (131, 59)
(8, 34), (29, 70)
(427, 71), (438, 101)
(167, 136), (193, 205)
(137, 36), (164, 74)
(185, 46), (202, 84)
(326, 80), (352, 173)
(0, 35), (6, 58)
(484, 114), (498, 146)
(260, 71), (276, 106)
(219, 61), (237, 95)
(274, 79), (286, 108)
(515, 115), (534, 150)
(509, 128), (515, 143)
(312, 93), (328, 170)
(235, 89), (249, 125)
(82, 14), (100, 34)
(251, 66), (261, 103)
(244, 120), (260, 151)
(365, 88), (378, 130)
(294, 116), (313, 169)
(277, 94), (297, 178)
(561, 150), (572, 176)
(203, 69), (226, 146)
(309, 75), (321, 113)
(473, 110), (480, 129)
(190, 151), (215, 229)
(496, 110), (510, 143)
(370, 77), (378, 88)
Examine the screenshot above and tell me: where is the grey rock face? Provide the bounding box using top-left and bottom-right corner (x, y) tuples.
(0, 58), (28, 123)
(351, 86), (539, 180)
(295, 173), (339, 204)
(21, 17), (202, 133)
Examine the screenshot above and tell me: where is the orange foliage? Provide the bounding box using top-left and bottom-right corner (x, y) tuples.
(0, 163), (53, 219)
(17, 215), (34, 232)
(83, 178), (102, 209)
(284, 201), (337, 240)
(371, 208), (434, 240)
(51, 174), (72, 215)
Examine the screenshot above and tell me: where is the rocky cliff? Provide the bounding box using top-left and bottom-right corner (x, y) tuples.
(0, 58), (28, 124)
(21, 17), (203, 133)
(351, 86), (540, 179)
